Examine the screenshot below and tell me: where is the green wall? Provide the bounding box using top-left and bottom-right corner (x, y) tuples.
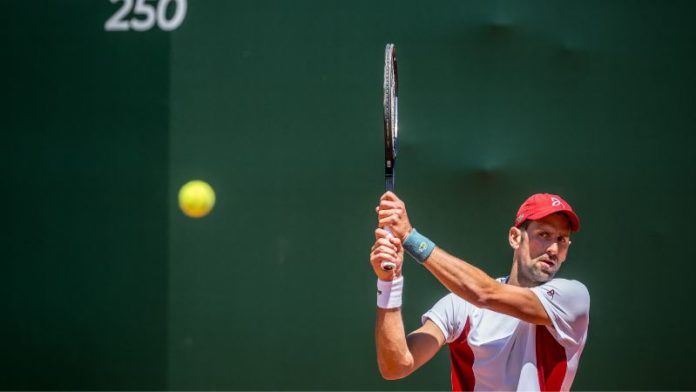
(5, 0), (696, 389)
(4, 1), (169, 389)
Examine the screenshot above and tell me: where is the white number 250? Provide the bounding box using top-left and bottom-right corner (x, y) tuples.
(105, 0), (187, 32)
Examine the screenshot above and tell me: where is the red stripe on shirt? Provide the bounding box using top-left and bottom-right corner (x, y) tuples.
(448, 316), (475, 391)
(536, 325), (567, 391)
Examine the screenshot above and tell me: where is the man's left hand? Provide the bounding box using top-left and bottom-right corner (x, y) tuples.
(376, 191), (413, 241)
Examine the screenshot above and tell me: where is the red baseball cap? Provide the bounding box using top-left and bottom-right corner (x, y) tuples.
(514, 193), (580, 232)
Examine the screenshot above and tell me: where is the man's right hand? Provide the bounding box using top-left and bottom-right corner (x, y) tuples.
(370, 228), (404, 281)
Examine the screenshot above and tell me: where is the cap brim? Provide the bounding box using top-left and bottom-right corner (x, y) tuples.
(526, 208), (581, 232)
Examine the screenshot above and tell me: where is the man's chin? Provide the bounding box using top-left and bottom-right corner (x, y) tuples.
(533, 269), (555, 284)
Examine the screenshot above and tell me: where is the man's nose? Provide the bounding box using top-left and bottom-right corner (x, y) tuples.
(546, 241), (559, 255)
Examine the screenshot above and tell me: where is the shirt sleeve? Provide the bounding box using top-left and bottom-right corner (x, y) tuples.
(421, 293), (471, 344)
(530, 278), (590, 346)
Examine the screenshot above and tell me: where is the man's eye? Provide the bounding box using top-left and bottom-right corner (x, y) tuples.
(538, 232), (550, 239)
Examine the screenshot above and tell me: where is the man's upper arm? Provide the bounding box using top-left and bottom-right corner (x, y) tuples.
(405, 319), (446, 373)
(485, 283), (553, 325)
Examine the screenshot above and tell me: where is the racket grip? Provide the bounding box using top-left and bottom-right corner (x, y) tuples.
(382, 176), (395, 270)
(385, 174), (395, 193)
(380, 228), (397, 271)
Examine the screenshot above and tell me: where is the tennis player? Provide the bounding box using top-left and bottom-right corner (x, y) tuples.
(370, 192), (589, 391)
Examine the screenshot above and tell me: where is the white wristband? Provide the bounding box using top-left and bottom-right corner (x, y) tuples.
(377, 276), (404, 309)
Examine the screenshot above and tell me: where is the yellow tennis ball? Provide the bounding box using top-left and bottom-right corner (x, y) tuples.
(178, 180), (216, 218)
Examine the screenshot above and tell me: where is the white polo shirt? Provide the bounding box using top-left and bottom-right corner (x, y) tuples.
(422, 278), (590, 391)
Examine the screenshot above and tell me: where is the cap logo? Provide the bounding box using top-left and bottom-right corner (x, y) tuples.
(551, 197), (562, 207)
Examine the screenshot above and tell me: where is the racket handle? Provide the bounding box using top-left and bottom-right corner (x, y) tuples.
(385, 174), (394, 193)
(380, 228), (397, 271)
(383, 177), (395, 270)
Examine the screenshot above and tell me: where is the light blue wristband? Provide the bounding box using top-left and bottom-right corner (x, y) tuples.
(403, 229), (436, 264)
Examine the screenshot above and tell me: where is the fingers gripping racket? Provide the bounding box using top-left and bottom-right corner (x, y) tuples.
(382, 43), (399, 271)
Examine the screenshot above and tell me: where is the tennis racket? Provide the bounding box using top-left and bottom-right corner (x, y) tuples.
(381, 43), (399, 271)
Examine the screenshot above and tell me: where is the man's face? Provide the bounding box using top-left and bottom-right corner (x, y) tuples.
(516, 213), (572, 285)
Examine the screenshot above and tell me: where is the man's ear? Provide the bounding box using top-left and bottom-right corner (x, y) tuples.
(509, 226), (522, 250)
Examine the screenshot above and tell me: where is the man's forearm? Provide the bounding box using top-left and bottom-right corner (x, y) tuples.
(422, 247), (499, 308)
